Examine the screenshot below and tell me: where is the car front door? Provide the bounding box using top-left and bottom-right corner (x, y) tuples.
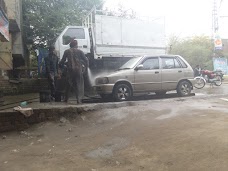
(161, 57), (184, 90)
(133, 57), (161, 93)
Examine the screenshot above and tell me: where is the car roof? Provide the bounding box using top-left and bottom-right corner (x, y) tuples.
(143, 55), (179, 58)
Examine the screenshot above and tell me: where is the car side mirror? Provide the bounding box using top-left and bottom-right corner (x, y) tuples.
(135, 64), (143, 71)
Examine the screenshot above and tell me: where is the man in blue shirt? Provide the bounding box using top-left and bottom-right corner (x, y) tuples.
(45, 46), (59, 99)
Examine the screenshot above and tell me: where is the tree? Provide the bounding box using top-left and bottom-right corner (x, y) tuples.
(168, 35), (214, 70)
(22, 0), (103, 46)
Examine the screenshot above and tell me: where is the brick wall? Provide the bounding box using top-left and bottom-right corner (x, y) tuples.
(0, 78), (48, 95)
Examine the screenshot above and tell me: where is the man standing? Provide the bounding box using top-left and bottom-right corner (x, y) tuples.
(59, 40), (89, 103)
(45, 46), (59, 100)
(194, 65), (201, 77)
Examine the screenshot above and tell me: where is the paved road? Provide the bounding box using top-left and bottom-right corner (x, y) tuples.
(194, 83), (228, 96)
(1, 94), (228, 170)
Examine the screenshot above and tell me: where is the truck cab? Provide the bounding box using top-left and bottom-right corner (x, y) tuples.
(55, 26), (91, 60)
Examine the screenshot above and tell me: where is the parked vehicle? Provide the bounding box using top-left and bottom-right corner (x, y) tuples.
(55, 7), (166, 70)
(94, 55), (195, 101)
(214, 69), (224, 80)
(194, 69), (222, 89)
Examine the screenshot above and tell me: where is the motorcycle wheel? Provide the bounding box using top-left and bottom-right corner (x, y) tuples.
(214, 75), (222, 86)
(194, 77), (206, 89)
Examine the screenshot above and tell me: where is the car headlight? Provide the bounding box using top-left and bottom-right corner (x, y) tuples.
(96, 77), (109, 84)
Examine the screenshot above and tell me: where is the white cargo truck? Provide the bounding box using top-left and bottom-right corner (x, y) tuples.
(55, 7), (166, 69)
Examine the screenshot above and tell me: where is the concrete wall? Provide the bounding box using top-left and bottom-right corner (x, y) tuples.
(5, 0), (24, 57)
(0, 79), (48, 95)
(0, 0), (27, 81)
(5, 0), (21, 28)
(0, 36), (12, 71)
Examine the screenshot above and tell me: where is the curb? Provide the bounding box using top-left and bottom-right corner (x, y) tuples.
(1, 93), (228, 132)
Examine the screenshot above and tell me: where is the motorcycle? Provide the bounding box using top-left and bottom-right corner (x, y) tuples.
(214, 69), (224, 80)
(194, 69), (222, 89)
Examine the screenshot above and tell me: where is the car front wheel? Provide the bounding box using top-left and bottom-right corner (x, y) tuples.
(113, 84), (132, 102)
(177, 81), (192, 96)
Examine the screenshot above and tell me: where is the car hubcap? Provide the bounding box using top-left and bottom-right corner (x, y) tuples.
(181, 84), (190, 95)
(117, 87), (129, 100)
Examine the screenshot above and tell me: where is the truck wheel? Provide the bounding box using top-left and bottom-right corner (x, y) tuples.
(177, 81), (191, 97)
(114, 84), (132, 102)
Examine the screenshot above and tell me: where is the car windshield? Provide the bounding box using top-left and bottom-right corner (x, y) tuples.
(118, 57), (142, 70)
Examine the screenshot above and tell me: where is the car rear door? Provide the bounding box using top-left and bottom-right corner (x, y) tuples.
(133, 57), (161, 92)
(161, 57), (184, 90)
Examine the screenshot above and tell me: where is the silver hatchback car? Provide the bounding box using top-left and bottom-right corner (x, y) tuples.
(94, 55), (195, 101)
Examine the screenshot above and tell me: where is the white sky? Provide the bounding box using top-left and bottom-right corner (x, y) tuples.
(104, 0), (228, 39)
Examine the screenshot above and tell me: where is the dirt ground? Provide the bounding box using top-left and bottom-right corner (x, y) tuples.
(1, 97), (228, 171)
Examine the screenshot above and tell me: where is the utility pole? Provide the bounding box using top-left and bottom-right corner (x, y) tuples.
(212, 0), (219, 35)
(212, 0), (223, 55)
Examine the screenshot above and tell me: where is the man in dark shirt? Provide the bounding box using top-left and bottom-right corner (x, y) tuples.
(45, 46), (59, 99)
(59, 40), (88, 103)
(194, 65), (201, 77)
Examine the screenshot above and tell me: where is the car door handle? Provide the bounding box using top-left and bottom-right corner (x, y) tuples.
(155, 71), (159, 74)
(178, 70), (182, 73)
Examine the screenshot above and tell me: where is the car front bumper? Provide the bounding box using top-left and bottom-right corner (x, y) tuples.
(94, 84), (114, 95)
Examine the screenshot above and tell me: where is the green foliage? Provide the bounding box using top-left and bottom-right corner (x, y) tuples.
(30, 50), (38, 67)
(168, 35), (214, 70)
(22, 0), (103, 46)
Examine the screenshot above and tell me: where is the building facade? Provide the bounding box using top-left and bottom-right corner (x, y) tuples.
(0, 0), (27, 79)
(0, 0), (11, 78)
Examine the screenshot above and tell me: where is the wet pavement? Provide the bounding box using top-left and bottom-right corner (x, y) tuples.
(1, 96), (228, 170)
(1, 83), (228, 111)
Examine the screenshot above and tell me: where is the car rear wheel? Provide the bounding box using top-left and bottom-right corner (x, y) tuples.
(113, 84), (132, 102)
(177, 81), (191, 96)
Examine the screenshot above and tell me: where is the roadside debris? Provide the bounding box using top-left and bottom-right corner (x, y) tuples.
(20, 101), (28, 107)
(60, 117), (67, 123)
(81, 115), (86, 121)
(12, 149), (19, 153)
(116, 161), (120, 166)
(13, 106), (33, 117)
(67, 128), (72, 132)
(2, 135), (6, 139)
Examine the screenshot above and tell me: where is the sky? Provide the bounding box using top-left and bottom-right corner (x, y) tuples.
(104, 0), (228, 39)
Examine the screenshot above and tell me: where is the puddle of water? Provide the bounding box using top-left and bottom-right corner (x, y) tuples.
(195, 93), (206, 96)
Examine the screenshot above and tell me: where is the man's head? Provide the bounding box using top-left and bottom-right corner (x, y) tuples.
(70, 40), (78, 48)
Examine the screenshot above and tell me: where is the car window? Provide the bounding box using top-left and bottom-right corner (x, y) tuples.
(161, 58), (175, 69)
(62, 28), (85, 45)
(174, 58), (181, 68)
(119, 57), (141, 70)
(141, 58), (159, 70)
(161, 57), (182, 69)
(177, 57), (187, 68)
